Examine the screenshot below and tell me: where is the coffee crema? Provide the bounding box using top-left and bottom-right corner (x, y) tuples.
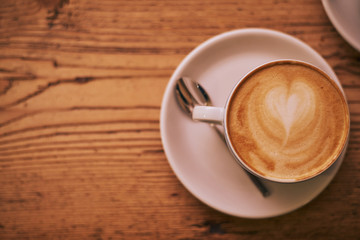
(227, 61), (349, 181)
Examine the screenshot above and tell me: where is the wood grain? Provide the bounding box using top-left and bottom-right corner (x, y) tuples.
(0, 0), (359, 239)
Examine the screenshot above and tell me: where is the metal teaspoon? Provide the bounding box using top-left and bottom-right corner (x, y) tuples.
(174, 77), (270, 197)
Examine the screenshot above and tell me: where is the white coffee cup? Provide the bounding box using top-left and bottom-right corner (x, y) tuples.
(193, 60), (350, 183)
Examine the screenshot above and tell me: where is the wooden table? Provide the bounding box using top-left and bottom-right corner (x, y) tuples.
(1, 0), (359, 239)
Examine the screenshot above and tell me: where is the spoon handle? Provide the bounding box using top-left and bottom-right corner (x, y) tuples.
(210, 124), (270, 197)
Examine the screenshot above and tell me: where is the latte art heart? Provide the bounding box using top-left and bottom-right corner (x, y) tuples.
(227, 62), (349, 181)
(264, 80), (316, 146)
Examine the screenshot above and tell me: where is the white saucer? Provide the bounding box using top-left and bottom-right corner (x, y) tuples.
(322, 0), (360, 52)
(160, 28), (346, 218)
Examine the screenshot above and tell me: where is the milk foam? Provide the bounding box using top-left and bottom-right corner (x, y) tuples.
(227, 62), (349, 181)
(264, 80), (315, 147)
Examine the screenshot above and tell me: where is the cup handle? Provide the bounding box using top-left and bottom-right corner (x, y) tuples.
(192, 106), (224, 124)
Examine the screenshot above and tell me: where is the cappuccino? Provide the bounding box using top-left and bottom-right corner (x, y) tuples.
(226, 61), (349, 181)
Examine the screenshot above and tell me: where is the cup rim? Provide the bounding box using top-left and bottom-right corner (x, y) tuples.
(223, 59), (350, 183)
